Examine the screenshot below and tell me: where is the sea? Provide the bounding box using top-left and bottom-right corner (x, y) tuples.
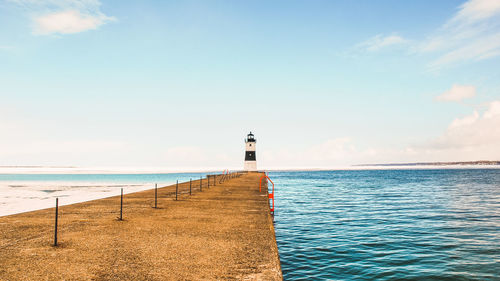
(1, 168), (499, 280)
(0, 172), (210, 216)
(269, 169), (500, 281)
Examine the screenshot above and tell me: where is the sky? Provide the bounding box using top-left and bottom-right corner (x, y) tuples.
(1, 0), (500, 170)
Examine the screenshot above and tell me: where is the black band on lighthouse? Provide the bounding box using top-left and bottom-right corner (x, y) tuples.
(245, 151), (256, 161)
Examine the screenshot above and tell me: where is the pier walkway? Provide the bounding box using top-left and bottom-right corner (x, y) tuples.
(0, 172), (282, 280)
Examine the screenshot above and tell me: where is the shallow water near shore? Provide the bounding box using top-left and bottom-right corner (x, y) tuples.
(269, 169), (500, 281)
(0, 172), (211, 216)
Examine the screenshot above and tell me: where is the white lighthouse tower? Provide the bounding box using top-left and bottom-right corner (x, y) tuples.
(244, 132), (257, 171)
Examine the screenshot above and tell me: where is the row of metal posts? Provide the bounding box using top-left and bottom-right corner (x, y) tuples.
(53, 172), (241, 246)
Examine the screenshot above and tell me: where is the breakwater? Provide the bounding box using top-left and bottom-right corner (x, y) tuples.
(0, 172), (282, 280)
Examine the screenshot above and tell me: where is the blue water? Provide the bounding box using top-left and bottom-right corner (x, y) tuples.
(269, 170), (500, 281)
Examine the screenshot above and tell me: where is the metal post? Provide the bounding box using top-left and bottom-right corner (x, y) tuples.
(176, 180), (178, 201)
(214, 175), (216, 186)
(208, 175), (210, 188)
(54, 198), (58, 246)
(200, 176), (202, 191)
(155, 183), (157, 208)
(119, 188), (123, 220)
(190, 178), (192, 195)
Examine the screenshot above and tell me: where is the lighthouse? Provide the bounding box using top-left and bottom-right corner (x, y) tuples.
(244, 132), (257, 171)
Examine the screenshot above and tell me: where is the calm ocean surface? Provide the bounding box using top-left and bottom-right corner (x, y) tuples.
(269, 169), (500, 281)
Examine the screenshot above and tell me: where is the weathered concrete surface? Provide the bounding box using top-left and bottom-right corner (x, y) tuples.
(0, 173), (282, 280)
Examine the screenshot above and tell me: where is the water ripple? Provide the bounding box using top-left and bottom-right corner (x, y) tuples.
(271, 169), (500, 281)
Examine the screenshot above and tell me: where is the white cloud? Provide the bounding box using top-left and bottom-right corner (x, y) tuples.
(8, 0), (115, 35)
(357, 34), (408, 52)
(483, 100), (500, 118)
(449, 0), (500, 24)
(33, 9), (113, 35)
(414, 100), (500, 160)
(449, 110), (479, 129)
(419, 0), (500, 69)
(435, 84), (476, 102)
(261, 99), (500, 166)
(427, 32), (500, 69)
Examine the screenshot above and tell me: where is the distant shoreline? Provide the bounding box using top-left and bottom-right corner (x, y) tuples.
(355, 161), (500, 167)
(1, 162), (500, 175)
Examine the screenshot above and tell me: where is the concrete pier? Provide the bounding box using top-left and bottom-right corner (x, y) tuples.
(0, 172), (282, 280)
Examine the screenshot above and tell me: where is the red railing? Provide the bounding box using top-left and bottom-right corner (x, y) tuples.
(259, 173), (275, 215)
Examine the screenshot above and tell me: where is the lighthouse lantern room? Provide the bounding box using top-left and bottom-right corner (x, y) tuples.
(244, 132), (257, 171)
